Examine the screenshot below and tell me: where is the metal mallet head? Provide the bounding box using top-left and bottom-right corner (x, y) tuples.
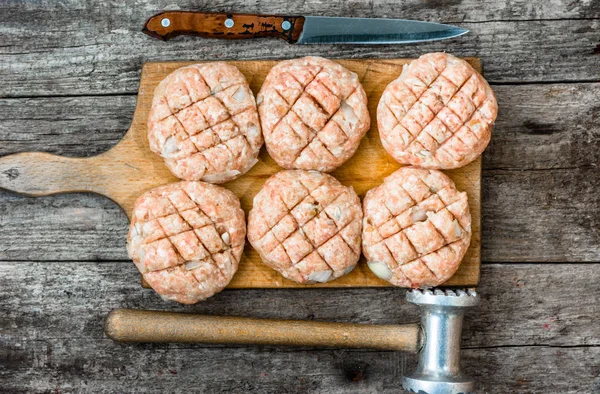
(403, 288), (479, 394)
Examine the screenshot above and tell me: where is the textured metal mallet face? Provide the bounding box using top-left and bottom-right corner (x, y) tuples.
(257, 56), (370, 172)
(378, 52), (497, 169)
(362, 167), (471, 288)
(127, 181), (246, 304)
(403, 288), (479, 394)
(148, 62), (263, 183)
(406, 287), (478, 308)
(248, 170), (362, 284)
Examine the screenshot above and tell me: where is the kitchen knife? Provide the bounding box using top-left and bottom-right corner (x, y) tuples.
(142, 11), (468, 44)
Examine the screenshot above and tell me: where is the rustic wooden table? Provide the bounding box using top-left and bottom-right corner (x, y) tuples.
(1, 1), (598, 393)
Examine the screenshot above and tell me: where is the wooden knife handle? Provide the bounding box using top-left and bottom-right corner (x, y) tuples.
(143, 11), (306, 43)
(105, 309), (421, 352)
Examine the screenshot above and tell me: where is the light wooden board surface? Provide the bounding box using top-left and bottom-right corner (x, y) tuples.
(197, 59), (482, 288)
(0, 58), (482, 288)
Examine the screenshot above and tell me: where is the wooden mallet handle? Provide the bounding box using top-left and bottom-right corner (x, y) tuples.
(105, 309), (421, 352)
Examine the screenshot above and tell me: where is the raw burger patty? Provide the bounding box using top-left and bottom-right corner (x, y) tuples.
(362, 166), (471, 288)
(148, 62), (263, 183)
(248, 170), (362, 284)
(127, 181), (246, 304)
(378, 53), (498, 169)
(258, 56), (370, 172)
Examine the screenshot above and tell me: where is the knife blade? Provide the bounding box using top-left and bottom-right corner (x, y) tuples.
(142, 11), (468, 44)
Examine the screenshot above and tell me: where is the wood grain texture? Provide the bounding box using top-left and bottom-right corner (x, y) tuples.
(0, 95), (132, 158)
(2, 7), (600, 98)
(0, 58), (483, 288)
(104, 309), (420, 351)
(0, 262), (597, 347)
(482, 167), (600, 262)
(1, 340), (597, 394)
(0, 261), (598, 393)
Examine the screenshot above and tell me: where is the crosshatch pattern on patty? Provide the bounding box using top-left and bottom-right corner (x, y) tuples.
(362, 167), (471, 288)
(127, 182), (246, 304)
(378, 52), (497, 169)
(258, 56), (370, 172)
(248, 170), (363, 284)
(148, 62), (263, 183)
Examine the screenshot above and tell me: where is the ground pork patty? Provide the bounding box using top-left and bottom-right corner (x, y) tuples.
(362, 166), (471, 287)
(248, 170), (362, 284)
(257, 57), (370, 172)
(378, 53), (498, 169)
(127, 181), (246, 304)
(148, 62), (263, 183)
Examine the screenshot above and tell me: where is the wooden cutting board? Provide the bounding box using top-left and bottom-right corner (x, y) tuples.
(0, 58), (481, 288)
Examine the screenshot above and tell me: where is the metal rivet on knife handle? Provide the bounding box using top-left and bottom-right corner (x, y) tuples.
(224, 18), (234, 28)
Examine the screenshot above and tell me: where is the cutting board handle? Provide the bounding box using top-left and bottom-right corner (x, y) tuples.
(0, 152), (105, 197)
(0, 136), (178, 219)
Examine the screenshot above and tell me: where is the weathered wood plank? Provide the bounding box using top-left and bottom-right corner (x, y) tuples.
(0, 96), (131, 157)
(1, 10), (599, 97)
(0, 261), (598, 393)
(488, 83), (600, 170)
(482, 168), (600, 262)
(0, 83), (598, 262)
(466, 346), (599, 394)
(0, 191), (128, 261)
(0, 339), (597, 393)
(1, 166), (596, 262)
(0, 262), (597, 347)
(3, 0), (599, 27)
(480, 84), (600, 262)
